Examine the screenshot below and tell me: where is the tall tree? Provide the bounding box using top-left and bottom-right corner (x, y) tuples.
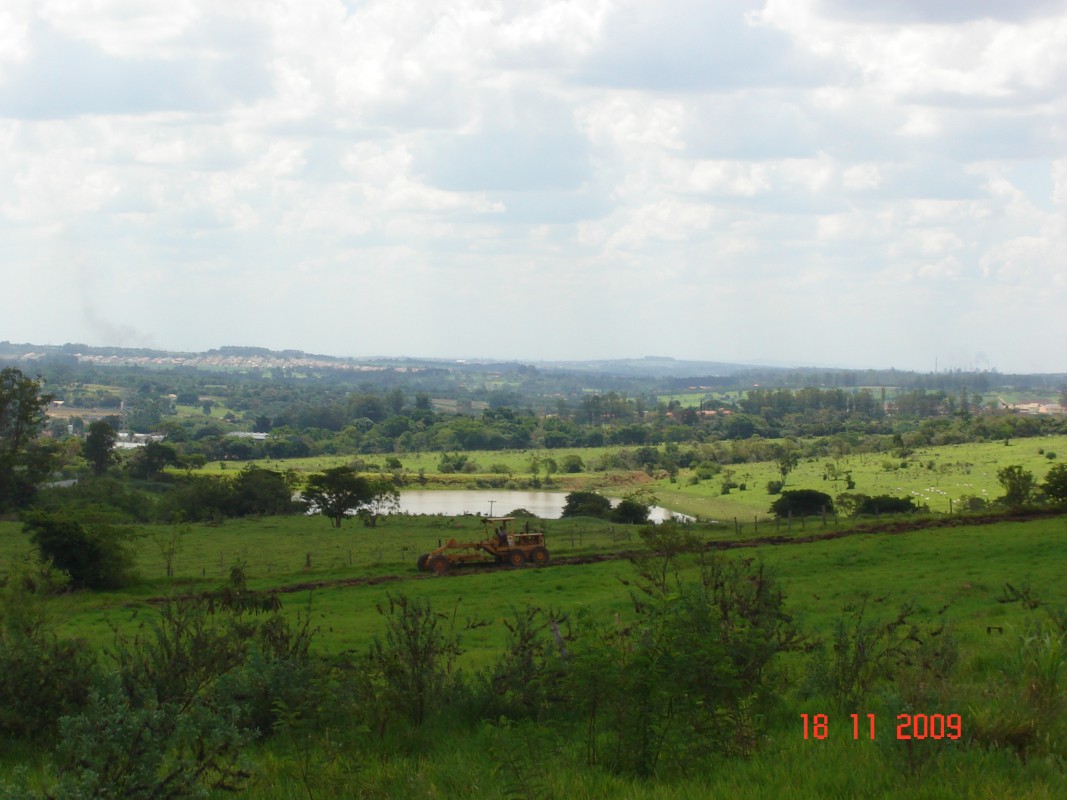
(0, 368), (55, 511)
(83, 420), (118, 477)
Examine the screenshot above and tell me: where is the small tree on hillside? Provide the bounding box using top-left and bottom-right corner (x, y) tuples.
(1042, 463), (1067, 507)
(996, 465), (1036, 509)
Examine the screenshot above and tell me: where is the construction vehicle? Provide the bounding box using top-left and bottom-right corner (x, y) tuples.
(416, 517), (549, 575)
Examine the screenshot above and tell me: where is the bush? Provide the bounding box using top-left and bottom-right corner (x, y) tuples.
(560, 454), (585, 473)
(857, 494), (919, 516)
(766, 480), (784, 495)
(0, 561), (99, 742)
(368, 593), (460, 728)
(769, 489), (833, 518)
(611, 497), (651, 525)
(560, 491), (612, 519)
(561, 547), (802, 775)
(23, 511), (137, 590)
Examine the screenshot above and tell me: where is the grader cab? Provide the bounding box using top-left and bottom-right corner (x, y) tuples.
(416, 517), (549, 575)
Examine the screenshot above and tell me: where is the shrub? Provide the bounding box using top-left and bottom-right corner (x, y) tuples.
(769, 489), (833, 518)
(560, 454), (585, 473)
(23, 511), (137, 590)
(47, 675), (251, 799)
(611, 497), (650, 525)
(560, 491), (612, 519)
(1042, 463), (1067, 507)
(368, 593), (461, 728)
(0, 560), (99, 742)
(857, 495), (919, 516)
(562, 547), (802, 775)
(766, 479), (784, 495)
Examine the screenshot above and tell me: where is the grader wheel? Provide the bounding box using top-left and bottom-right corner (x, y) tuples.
(429, 555), (451, 576)
(416, 553), (430, 571)
(508, 549), (526, 567)
(529, 546), (550, 566)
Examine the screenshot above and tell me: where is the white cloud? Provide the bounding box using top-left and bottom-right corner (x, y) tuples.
(0, 0), (1063, 371)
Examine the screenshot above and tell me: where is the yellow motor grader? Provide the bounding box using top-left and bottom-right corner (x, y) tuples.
(416, 517), (549, 575)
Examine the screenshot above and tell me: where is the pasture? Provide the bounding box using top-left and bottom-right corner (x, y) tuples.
(3, 509), (1067, 798)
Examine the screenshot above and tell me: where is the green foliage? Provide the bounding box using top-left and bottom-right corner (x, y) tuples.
(228, 465), (301, 517)
(561, 454), (585, 473)
(769, 489), (834, 518)
(356, 476), (400, 528)
(23, 511), (137, 590)
(368, 593), (461, 728)
(82, 420), (118, 477)
(0, 560), (99, 743)
(437, 452), (468, 473)
(561, 490), (612, 519)
(836, 493), (919, 517)
(561, 549), (801, 776)
(996, 465), (1037, 508)
(1041, 462), (1067, 506)
(0, 367), (56, 512)
(803, 597), (954, 711)
(477, 606), (561, 722)
(127, 441), (179, 480)
(611, 497), (650, 525)
(766, 479), (784, 495)
(966, 584), (1067, 759)
(303, 466), (375, 528)
(33, 477), (159, 522)
(46, 675), (251, 800)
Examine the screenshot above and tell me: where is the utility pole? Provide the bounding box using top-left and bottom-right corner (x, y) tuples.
(488, 500), (496, 517)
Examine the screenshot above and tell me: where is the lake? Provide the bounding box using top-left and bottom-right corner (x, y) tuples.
(395, 489), (690, 522)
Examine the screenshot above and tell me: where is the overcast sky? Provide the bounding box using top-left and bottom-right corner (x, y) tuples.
(2, 0), (1066, 373)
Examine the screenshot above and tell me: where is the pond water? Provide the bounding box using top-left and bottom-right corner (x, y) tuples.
(395, 489), (691, 522)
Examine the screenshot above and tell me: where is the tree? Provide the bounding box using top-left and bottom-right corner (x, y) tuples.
(612, 497), (651, 525)
(303, 466), (374, 528)
(83, 420), (118, 476)
(357, 477), (401, 527)
(561, 454), (585, 473)
(769, 489), (833, 518)
(227, 465), (300, 516)
(0, 367), (55, 511)
(23, 511), (137, 590)
(561, 491), (612, 519)
(127, 441), (178, 481)
(1040, 463), (1067, 507)
(996, 465), (1036, 509)
(774, 444), (800, 487)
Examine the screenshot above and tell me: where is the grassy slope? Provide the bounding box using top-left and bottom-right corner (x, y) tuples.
(3, 512), (1067, 797)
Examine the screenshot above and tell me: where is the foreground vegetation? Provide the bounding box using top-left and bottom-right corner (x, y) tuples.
(3, 511), (1067, 798)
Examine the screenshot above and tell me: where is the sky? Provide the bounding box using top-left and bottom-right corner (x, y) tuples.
(2, 0), (1066, 373)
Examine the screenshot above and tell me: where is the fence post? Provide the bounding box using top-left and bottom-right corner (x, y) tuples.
(305, 553), (311, 570)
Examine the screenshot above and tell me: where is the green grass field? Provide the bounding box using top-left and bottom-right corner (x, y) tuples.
(5, 433), (1067, 798)
(186, 435), (1067, 524)
(4, 510), (1067, 797)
